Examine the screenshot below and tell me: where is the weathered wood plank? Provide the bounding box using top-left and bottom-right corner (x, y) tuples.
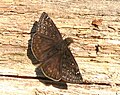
(0, 76), (120, 95)
(0, 0), (120, 95)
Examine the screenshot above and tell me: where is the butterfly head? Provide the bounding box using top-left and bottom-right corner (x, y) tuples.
(65, 37), (74, 46)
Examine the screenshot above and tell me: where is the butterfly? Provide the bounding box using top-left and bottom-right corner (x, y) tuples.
(31, 12), (83, 84)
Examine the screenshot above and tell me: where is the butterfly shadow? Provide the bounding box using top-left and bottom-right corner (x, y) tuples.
(27, 21), (68, 89)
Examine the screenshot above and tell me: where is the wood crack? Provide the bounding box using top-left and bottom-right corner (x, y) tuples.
(0, 74), (120, 86)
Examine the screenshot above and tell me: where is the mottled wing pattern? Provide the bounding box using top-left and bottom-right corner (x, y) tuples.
(31, 12), (83, 83)
(37, 12), (62, 41)
(31, 21), (38, 36)
(61, 48), (83, 83)
(41, 53), (62, 81)
(31, 12), (63, 61)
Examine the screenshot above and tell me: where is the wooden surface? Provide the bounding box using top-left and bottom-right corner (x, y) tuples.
(0, 0), (120, 95)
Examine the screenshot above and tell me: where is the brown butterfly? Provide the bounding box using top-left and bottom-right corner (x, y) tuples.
(31, 12), (83, 84)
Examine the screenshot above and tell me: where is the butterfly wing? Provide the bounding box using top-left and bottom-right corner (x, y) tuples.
(37, 12), (62, 41)
(40, 52), (62, 81)
(31, 12), (83, 83)
(31, 12), (63, 61)
(61, 48), (83, 83)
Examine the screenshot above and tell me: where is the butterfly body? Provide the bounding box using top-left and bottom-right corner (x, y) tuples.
(31, 12), (83, 84)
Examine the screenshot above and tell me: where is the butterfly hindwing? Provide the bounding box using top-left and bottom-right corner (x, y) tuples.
(40, 52), (62, 81)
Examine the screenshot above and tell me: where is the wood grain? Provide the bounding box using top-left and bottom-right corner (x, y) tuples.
(0, 0), (120, 95)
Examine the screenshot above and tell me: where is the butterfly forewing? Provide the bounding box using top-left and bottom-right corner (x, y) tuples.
(37, 12), (62, 41)
(61, 48), (83, 83)
(31, 12), (63, 61)
(31, 34), (55, 61)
